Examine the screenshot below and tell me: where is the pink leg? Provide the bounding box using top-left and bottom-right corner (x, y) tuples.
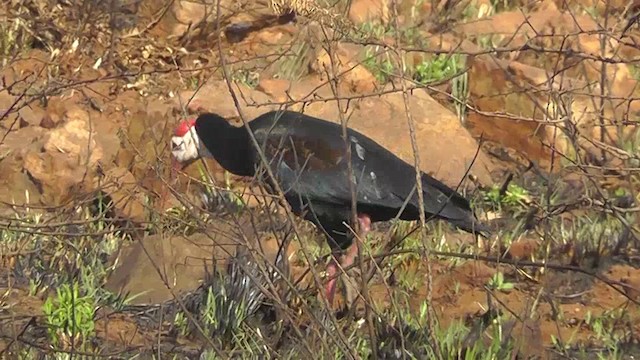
(325, 258), (339, 304)
(324, 214), (371, 305)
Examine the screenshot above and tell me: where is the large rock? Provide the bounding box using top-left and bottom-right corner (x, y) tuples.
(105, 214), (296, 304)
(466, 55), (640, 170)
(177, 77), (497, 189)
(0, 127), (45, 207)
(348, 0), (389, 26)
(138, 0), (213, 38)
(138, 0), (279, 39)
(94, 167), (148, 223)
(456, 0), (637, 100)
(311, 43), (378, 94)
(22, 108), (103, 206)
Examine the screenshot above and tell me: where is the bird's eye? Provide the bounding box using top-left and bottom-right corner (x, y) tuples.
(172, 140), (183, 151)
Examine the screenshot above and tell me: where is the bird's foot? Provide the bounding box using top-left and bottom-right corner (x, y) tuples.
(324, 258), (339, 306)
(322, 227), (369, 311)
(357, 214), (371, 234)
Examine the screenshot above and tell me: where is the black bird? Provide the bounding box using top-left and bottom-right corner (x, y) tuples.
(170, 109), (490, 304)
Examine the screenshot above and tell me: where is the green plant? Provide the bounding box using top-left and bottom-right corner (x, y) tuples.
(451, 55), (469, 124)
(232, 69), (260, 88)
(413, 53), (463, 85)
(274, 41), (311, 81)
(487, 272), (514, 292)
(173, 311), (189, 336)
(42, 282), (96, 349)
(462, 0), (496, 19)
(363, 47), (395, 83)
(176, 247), (274, 352)
(0, 8), (33, 67)
(483, 183), (530, 210)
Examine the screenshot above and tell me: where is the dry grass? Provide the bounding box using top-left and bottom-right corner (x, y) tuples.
(0, 0), (639, 359)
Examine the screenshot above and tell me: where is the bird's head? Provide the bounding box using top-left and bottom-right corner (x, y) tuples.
(170, 117), (202, 173)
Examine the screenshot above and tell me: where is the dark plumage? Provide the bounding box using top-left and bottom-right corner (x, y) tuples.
(171, 109), (490, 304)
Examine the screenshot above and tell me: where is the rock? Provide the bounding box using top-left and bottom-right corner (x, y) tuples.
(17, 105), (45, 128)
(22, 108), (103, 206)
(348, 0), (389, 26)
(106, 231), (230, 305)
(621, 275), (640, 302)
(554, 0), (632, 14)
(178, 77), (496, 188)
(253, 25), (297, 45)
(0, 127), (45, 207)
(507, 238), (539, 260)
(174, 81), (275, 121)
(95, 167), (148, 223)
(139, 0), (212, 38)
(466, 56), (556, 167)
(39, 98), (70, 129)
(311, 44), (378, 94)
(467, 55), (640, 169)
(0, 90), (15, 115)
(0, 90), (18, 127)
(43, 110), (102, 165)
(40, 114), (60, 129)
(139, 0), (277, 39)
(510, 318), (545, 359)
(0, 158), (43, 208)
(105, 214), (296, 304)
(257, 78), (293, 102)
(454, 9), (544, 43)
(456, 1), (634, 96)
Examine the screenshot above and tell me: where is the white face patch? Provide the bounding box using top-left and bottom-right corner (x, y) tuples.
(171, 127), (207, 164)
(370, 171), (376, 180)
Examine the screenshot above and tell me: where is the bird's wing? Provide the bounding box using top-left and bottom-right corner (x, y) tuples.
(249, 111), (488, 235)
(254, 128), (407, 210)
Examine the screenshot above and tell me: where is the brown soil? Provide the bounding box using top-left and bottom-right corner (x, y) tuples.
(1, 0), (640, 358)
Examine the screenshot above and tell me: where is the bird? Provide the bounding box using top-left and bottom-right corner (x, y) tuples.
(170, 109), (490, 305)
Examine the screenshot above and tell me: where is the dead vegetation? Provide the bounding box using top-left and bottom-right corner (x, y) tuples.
(1, 0), (640, 358)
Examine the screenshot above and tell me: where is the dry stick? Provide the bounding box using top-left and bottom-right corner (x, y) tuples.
(318, 23), (379, 359)
(0, 64), (48, 144)
(212, 1), (353, 356)
(120, 0), (175, 39)
(539, 30), (570, 347)
(598, 0), (611, 163)
(389, 0), (435, 355)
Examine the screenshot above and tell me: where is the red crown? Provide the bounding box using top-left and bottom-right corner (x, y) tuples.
(174, 118), (196, 137)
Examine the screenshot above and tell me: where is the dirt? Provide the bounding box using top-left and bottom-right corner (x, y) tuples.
(1, 0), (639, 357)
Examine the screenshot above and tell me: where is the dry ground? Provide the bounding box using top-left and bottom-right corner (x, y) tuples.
(1, 0), (640, 358)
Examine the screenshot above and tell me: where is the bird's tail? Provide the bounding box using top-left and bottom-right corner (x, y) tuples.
(418, 174), (492, 238)
(446, 214), (492, 239)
